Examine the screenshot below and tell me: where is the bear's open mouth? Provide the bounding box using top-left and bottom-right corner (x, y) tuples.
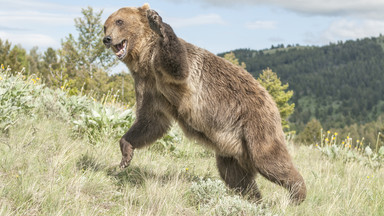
(114, 40), (128, 60)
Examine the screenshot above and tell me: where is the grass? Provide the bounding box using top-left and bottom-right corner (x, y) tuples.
(1, 117), (383, 215)
(1, 69), (384, 215)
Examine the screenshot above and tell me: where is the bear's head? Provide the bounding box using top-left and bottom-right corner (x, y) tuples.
(103, 3), (152, 62)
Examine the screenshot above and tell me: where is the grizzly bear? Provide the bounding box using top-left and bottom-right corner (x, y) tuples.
(103, 4), (306, 204)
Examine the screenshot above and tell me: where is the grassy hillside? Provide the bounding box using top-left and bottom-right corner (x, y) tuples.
(1, 70), (384, 215)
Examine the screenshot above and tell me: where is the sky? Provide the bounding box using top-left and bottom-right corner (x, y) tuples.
(1, 0), (384, 72)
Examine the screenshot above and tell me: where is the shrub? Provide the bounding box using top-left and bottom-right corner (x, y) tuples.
(189, 178), (271, 215)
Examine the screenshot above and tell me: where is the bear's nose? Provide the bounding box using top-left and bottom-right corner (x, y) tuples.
(103, 36), (112, 46)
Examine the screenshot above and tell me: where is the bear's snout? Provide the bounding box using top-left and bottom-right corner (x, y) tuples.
(103, 36), (112, 47)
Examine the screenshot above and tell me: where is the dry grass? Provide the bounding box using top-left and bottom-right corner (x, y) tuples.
(0, 117), (383, 215)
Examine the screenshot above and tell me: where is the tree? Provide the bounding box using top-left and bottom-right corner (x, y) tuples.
(297, 118), (322, 145)
(6, 45), (27, 72)
(27, 46), (41, 75)
(60, 6), (118, 79)
(0, 39), (12, 66)
(58, 7), (120, 95)
(257, 68), (295, 131)
(223, 52), (246, 69)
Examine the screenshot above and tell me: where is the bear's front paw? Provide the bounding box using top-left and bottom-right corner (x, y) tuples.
(120, 155), (133, 169)
(147, 9), (164, 37)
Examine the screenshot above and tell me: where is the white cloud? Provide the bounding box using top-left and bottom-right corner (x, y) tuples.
(245, 20), (276, 29)
(167, 0), (384, 19)
(0, 31), (59, 49)
(1, 0), (79, 13)
(304, 19), (384, 45)
(167, 14), (225, 28)
(323, 19), (384, 40)
(0, 11), (75, 27)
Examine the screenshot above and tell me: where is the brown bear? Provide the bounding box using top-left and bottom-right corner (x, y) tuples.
(103, 3), (306, 204)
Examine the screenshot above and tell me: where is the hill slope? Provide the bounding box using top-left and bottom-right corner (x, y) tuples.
(220, 36), (384, 131)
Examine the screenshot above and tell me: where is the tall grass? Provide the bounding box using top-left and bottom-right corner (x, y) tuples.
(1, 68), (383, 215)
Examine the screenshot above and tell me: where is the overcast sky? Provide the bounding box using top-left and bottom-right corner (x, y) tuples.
(1, 0), (383, 60)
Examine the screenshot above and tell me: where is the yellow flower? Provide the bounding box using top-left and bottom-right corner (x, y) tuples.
(1, 64), (4, 70)
(332, 137), (336, 140)
(334, 132), (338, 136)
(349, 145), (351, 148)
(36, 77), (40, 80)
(357, 140), (360, 143)
(185, 168), (189, 171)
(342, 141), (345, 144)
(327, 131), (330, 134)
(61, 86), (64, 89)
(325, 138), (329, 142)
(347, 136), (349, 139)
(0, 76), (2, 81)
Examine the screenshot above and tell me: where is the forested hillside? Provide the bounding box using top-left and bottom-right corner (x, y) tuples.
(220, 36), (384, 134)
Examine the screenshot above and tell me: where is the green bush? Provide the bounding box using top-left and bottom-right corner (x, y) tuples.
(0, 70), (43, 133)
(72, 103), (134, 143)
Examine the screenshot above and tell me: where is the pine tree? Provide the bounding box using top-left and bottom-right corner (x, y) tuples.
(257, 68), (295, 131)
(223, 52), (246, 69)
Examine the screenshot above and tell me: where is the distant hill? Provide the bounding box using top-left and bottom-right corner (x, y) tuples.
(219, 36), (384, 131)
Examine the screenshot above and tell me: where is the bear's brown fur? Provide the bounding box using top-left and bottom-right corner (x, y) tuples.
(104, 4), (306, 204)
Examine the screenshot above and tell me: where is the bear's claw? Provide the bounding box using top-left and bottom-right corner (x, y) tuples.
(147, 9), (164, 37)
(120, 156), (132, 169)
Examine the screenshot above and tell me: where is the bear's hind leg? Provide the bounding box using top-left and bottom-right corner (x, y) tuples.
(253, 143), (307, 204)
(216, 155), (261, 201)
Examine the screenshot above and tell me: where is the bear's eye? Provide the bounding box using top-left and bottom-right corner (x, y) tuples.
(116, 19), (124, 26)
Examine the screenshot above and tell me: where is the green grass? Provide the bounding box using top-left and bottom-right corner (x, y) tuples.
(1, 70), (384, 215)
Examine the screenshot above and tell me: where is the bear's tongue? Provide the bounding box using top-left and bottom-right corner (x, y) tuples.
(115, 41), (127, 58)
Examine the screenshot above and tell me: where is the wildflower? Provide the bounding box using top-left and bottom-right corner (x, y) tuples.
(36, 77), (40, 80)
(185, 168), (189, 171)
(0, 76), (2, 81)
(342, 141), (345, 144)
(1, 64), (4, 70)
(332, 137), (336, 140)
(349, 145), (351, 148)
(61, 86), (64, 89)
(357, 140), (360, 143)
(347, 136), (349, 139)
(31, 78), (36, 84)
(325, 138), (329, 142)
(327, 131), (330, 134)
(334, 132), (338, 136)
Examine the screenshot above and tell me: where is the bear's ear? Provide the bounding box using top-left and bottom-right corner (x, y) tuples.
(141, 3), (150, 10)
